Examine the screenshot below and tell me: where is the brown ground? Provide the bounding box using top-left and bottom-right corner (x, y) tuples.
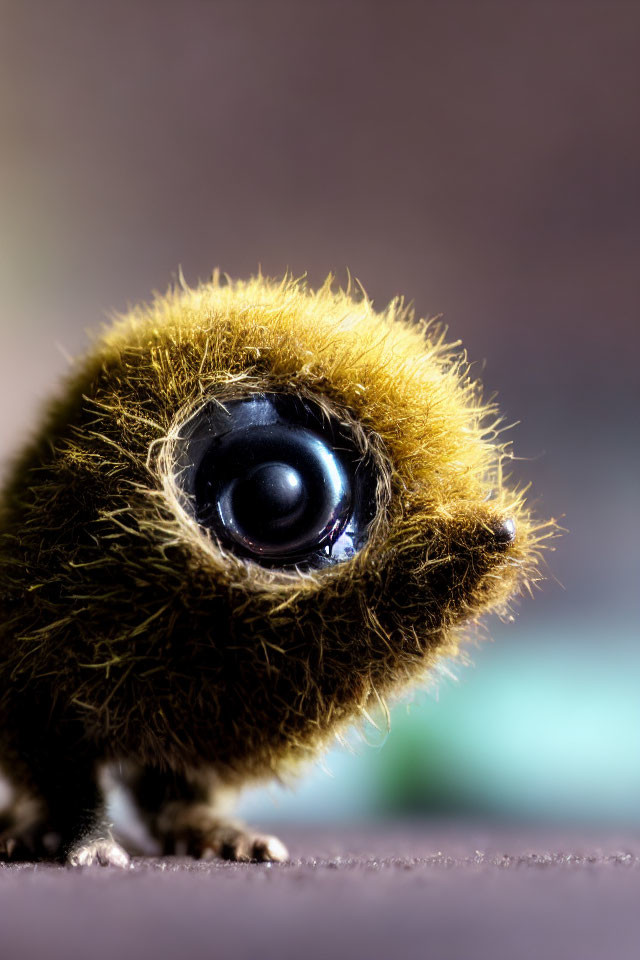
(1, 824), (639, 960)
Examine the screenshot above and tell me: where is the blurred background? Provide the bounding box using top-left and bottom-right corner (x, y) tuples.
(0, 0), (637, 826)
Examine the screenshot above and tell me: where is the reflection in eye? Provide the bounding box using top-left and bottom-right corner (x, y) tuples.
(173, 394), (379, 569)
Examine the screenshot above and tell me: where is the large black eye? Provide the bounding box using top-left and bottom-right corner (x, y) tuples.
(173, 394), (379, 569)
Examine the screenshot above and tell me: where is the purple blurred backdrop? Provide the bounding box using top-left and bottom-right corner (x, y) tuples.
(0, 0), (638, 635)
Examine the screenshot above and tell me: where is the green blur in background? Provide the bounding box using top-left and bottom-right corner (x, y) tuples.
(239, 619), (640, 825)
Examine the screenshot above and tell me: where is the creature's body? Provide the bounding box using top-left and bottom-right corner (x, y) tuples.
(0, 275), (544, 866)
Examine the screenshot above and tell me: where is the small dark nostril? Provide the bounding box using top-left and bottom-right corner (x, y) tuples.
(493, 517), (517, 544)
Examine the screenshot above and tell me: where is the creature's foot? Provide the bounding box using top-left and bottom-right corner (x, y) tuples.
(0, 822), (60, 861)
(195, 825), (289, 863)
(66, 838), (131, 869)
(0, 834), (45, 861)
(160, 805), (288, 862)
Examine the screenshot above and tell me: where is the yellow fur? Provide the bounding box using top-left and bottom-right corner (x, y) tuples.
(0, 273), (550, 790)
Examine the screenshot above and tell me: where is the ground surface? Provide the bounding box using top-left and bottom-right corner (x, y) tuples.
(1, 824), (640, 960)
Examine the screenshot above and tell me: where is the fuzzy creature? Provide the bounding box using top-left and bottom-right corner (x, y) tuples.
(0, 274), (548, 866)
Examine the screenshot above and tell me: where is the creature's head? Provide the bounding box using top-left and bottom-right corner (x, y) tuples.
(0, 275), (547, 780)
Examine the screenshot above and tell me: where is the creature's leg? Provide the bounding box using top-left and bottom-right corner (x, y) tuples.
(131, 766), (288, 863)
(0, 744), (129, 867)
(45, 758), (130, 867)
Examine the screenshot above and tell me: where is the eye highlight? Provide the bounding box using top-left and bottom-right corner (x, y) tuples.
(173, 394), (379, 568)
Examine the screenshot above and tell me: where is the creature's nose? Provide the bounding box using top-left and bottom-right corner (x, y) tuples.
(493, 516), (517, 544)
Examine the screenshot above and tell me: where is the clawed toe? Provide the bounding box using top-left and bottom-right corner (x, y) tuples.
(0, 837), (18, 860)
(246, 834), (289, 863)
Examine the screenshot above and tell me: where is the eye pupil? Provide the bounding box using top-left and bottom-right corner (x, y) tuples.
(178, 394), (378, 569)
(212, 427), (352, 559)
(231, 462), (307, 536)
